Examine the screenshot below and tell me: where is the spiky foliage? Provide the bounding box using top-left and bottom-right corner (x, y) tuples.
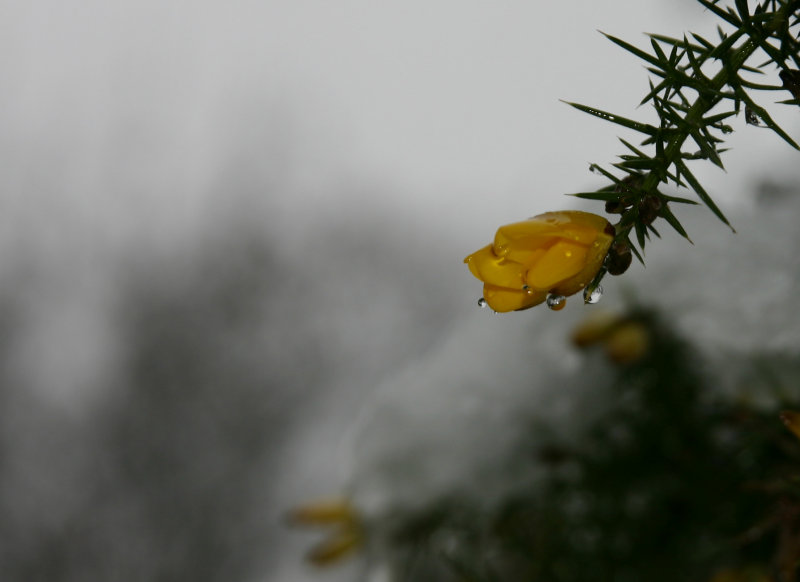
(568, 0), (800, 295)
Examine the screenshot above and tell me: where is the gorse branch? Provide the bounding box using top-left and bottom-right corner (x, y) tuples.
(567, 0), (800, 298)
(465, 0), (800, 314)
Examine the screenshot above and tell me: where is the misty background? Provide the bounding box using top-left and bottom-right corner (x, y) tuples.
(1, 1), (799, 581)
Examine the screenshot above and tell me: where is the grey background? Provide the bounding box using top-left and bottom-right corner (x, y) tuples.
(0, 1), (798, 581)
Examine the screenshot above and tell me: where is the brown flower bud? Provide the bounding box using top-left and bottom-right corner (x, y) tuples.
(780, 69), (800, 102)
(605, 199), (630, 214)
(638, 194), (663, 226)
(606, 240), (632, 276)
(614, 173), (643, 193)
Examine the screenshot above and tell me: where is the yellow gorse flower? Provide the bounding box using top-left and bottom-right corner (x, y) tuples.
(571, 310), (650, 365)
(287, 497), (364, 567)
(464, 211), (615, 312)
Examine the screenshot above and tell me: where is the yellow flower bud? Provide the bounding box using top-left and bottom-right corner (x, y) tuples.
(464, 211), (615, 312)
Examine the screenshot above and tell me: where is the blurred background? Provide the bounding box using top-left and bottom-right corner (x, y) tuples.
(1, 1), (799, 581)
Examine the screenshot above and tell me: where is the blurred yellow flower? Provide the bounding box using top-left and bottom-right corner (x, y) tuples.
(287, 497), (364, 567)
(464, 211), (615, 312)
(780, 411), (800, 441)
(571, 310), (650, 365)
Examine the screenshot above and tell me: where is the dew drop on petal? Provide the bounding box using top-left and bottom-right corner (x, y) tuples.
(583, 284), (603, 304)
(546, 293), (567, 311)
(478, 297), (488, 308)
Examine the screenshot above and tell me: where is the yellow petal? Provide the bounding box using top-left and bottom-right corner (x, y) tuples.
(307, 526), (362, 567)
(464, 244), (492, 279)
(503, 242), (549, 265)
(498, 224), (596, 262)
(287, 498), (356, 526)
(464, 245), (526, 289)
(496, 211), (608, 247)
(557, 223), (602, 244)
(552, 229), (615, 298)
(483, 284), (547, 313)
(494, 220), (563, 251)
(555, 211), (613, 240)
(526, 241), (588, 290)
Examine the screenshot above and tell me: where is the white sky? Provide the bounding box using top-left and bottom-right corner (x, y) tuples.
(2, 0), (796, 259)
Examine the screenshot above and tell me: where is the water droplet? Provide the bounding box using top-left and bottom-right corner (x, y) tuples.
(494, 244), (509, 256)
(721, 124), (734, 134)
(583, 285), (603, 304)
(546, 293), (566, 311)
(477, 297), (488, 308)
(745, 106), (762, 126)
